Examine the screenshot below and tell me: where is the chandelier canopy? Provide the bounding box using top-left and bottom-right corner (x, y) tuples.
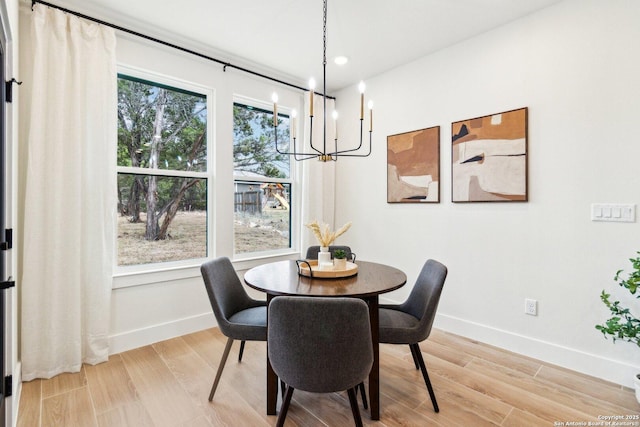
(272, 0), (373, 162)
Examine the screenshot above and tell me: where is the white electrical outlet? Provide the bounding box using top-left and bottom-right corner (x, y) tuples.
(525, 298), (537, 316)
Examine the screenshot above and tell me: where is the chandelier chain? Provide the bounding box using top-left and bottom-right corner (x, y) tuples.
(323, 0), (327, 67)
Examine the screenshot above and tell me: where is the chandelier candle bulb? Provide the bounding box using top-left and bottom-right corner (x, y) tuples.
(272, 92), (278, 126)
(358, 81), (365, 119)
(368, 101), (373, 131)
(309, 78), (316, 116)
(291, 109), (297, 139)
(332, 110), (338, 139)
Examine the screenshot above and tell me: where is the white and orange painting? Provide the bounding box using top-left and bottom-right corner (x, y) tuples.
(451, 108), (528, 202)
(387, 126), (440, 203)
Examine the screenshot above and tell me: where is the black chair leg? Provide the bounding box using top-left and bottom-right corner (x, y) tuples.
(409, 343), (420, 370)
(356, 382), (368, 409)
(209, 337), (234, 401)
(276, 385), (295, 427)
(238, 340), (246, 362)
(347, 387), (364, 427)
(411, 343), (439, 412)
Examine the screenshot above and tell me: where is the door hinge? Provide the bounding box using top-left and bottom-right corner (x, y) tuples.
(5, 78), (21, 103)
(0, 228), (12, 250)
(0, 280), (14, 290)
(4, 376), (11, 397)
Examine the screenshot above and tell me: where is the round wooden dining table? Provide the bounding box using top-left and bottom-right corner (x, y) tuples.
(244, 259), (407, 421)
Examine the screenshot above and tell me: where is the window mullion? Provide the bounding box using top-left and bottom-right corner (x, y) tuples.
(117, 166), (207, 179)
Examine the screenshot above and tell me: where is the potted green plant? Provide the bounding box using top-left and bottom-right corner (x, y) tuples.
(595, 251), (640, 403)
(333, 249), (347, 270)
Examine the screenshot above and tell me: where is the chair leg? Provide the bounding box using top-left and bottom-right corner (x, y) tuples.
(276, 385), (295, 427)
(347, 387), (364, 427)
(411, 343), (439, 413)
(280, 379), (286, 398)
(356, 382), (368, 409)
(409, 343), (420, 370)
(238, 340), (246, 362)
(208, 337), (234, 401)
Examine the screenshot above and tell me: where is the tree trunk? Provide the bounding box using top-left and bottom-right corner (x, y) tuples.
(145, 89), (167, 240)
(157, 178), (199, 240)
(145, 177), (159, 240)
(155, 130), (205, 240)
(127, 176), (144, 222)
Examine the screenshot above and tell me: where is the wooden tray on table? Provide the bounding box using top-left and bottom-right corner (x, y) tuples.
(296, 259), (359, 279)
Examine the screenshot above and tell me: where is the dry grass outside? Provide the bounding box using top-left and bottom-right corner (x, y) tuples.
(118, 211), (207, 266)
(234, 209), (290, 254)
(117, 209), (290, 265)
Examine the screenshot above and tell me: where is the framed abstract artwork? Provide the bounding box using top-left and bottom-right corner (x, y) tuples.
(387, 126), (440, 203)
(451, 107), (528, 202)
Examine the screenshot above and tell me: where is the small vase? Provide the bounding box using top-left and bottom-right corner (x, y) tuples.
(334, 258), (347, 270)
(318, 246), (332, 270)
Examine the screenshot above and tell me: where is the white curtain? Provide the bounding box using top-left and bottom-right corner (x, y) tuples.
(21, 5), (116, 380)
(300, 94), (336, 251)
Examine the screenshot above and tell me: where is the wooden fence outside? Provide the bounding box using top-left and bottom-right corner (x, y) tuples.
(234, 191), (262, 214)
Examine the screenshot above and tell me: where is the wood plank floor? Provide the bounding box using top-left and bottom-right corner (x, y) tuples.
(17, 328), (639, 426)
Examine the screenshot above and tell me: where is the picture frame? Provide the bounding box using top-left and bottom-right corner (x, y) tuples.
(451, 107), (528, 202)
(387, 126), (440, 203)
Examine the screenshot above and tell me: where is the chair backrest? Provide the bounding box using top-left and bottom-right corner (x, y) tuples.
(268, 296), (373, 393)
(200, 257), (258, 336)
(305, 245), (355, 262)
(399, 259), (448, 340)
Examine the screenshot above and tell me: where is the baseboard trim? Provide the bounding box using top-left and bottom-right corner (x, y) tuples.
(109, 313), (216, 355)
(435, 313), (638, 388)
(105, 309), (637, 388)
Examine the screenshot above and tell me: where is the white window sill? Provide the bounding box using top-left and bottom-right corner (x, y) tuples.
(112, 251), (301, 289)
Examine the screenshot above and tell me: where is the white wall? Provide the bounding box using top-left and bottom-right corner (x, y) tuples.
(333, 0), (640, 387)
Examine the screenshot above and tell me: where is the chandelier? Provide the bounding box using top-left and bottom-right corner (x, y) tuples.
(271, 0), (373, 162)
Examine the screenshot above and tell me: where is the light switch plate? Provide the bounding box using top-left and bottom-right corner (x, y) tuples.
(591, 203), (636, 222)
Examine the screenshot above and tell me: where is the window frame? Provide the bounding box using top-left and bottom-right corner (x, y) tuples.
(113, 65), (215, 284)
(231, 95), (300, 261)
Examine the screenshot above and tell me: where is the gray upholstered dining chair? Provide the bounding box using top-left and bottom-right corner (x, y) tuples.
(305, 245), (356, 262)
(378, 259), (447, 413)
(268, 296), (373, 427)
(200, 257), (267, 401)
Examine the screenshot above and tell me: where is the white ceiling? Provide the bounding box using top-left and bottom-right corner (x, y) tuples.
(42, 0), (564, 93)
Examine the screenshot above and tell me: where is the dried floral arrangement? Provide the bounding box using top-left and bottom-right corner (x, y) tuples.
(305, 220), (352, 247)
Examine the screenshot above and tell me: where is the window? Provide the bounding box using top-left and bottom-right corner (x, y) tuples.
(233, 101), (293, 256)
(117, 74), (209, 267)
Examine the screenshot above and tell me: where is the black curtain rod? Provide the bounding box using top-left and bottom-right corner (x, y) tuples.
(31, 0), (336, 100)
